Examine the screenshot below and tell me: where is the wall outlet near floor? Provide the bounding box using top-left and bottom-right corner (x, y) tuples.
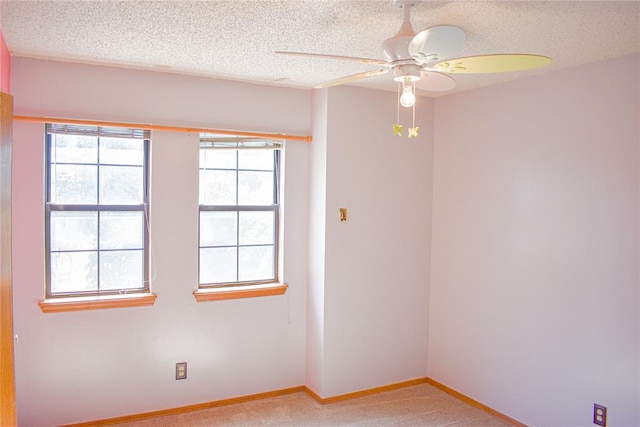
(176, 362), (187, 380)
(593, 403), (607, 426)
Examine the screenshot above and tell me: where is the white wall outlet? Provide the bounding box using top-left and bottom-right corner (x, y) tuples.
(594, 404), (606, 426)
(176, 362), (187, 380)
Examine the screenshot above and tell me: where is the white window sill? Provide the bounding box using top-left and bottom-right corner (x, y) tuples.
(193, 283), (288, 303)
(39, 293), (157, 313)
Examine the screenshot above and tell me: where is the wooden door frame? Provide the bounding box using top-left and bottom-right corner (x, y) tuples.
(0, 91), (16, 425)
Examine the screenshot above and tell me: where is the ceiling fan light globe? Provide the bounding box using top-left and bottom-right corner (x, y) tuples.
(400, 87), (416, 107)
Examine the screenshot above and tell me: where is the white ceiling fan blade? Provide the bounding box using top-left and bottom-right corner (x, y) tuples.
(409, 25), (467, 64)
(417, 71), (456, 92)
(315, 69), (390, 89)
(274, 51), (390, 67)
(434, 54), (552, 74)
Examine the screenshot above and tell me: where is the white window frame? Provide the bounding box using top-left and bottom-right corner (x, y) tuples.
(198, 135), (281, 288)
(44, 124), (150, 298)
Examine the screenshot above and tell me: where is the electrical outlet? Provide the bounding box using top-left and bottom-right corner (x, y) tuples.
(176, 362), (187, 380)
(594, 404), (607, 426)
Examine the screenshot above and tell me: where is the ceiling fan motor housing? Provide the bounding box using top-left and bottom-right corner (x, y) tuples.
(384, 0), (422, 82)
(383, 0), (417, 63)
(382, 32), (416, 63)
(393, 64), (421, 82)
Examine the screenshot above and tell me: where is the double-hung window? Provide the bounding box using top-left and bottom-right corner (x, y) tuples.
(45, 124), (150, 298)
(198, 135), (281, 287)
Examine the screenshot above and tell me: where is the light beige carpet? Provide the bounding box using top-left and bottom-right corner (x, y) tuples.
(111, 383), (516, 426)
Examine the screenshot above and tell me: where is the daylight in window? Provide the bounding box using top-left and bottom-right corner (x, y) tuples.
(199, 136), (281, 287)
(45, 124), (150, 297)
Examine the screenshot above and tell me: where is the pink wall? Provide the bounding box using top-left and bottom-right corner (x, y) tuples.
(429, 53), (640, 426)
(11, 58), (309, 136)
(10, 52), (640, 426)
(308, 86), (433, 397)
(0, 31), (10, 93)
(306, 88), (329, 394)
(11, 58), (311, 426)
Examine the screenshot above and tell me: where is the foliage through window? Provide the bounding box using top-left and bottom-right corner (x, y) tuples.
(45, 124), (150, 297)
(199, 135), (281, 287)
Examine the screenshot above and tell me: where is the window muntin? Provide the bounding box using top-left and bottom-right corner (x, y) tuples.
(198, 136), (281, 287)
(45, 125), (150, 298)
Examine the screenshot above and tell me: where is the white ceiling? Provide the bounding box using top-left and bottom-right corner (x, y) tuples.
(1, 0), (639, 97)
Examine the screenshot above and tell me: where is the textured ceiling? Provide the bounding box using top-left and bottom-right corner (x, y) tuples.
(1, 0), (639, 97)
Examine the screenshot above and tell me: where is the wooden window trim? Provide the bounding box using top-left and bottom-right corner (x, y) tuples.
(15, 115), (312, 143)
(39, 293), (157, 313)
(193, 283), (287, 303)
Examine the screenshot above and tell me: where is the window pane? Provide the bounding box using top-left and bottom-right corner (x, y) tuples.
(100, 211), (144, 250)
(197, 138), (279, 287)
(51, 164), (97, 204)
(51, 134), (97, 164)
(238, 150), (273, 171)
(200, 247), (236, 284)
(100, 250), (144, 290)
(50, 251), (98, 293)
(239, 211), (274, 245)
(239, 246), (274, 282)
(46, 125), (149, 296)
(200, 170), (236, 205)
(238, 171), (273, 205)
(200, 149), (236, 170)
(99, 165), (144, 204)
(50, 211), (97, 251)
(200, 211), (237, 246)
(99, 137), (144, 165)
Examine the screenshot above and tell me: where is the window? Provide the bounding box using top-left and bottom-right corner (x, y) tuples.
(198, 135), (281, 288)
(45, 124), (150, 298)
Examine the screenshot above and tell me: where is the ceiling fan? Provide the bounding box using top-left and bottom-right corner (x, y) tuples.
(275, 0), (551, 105)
